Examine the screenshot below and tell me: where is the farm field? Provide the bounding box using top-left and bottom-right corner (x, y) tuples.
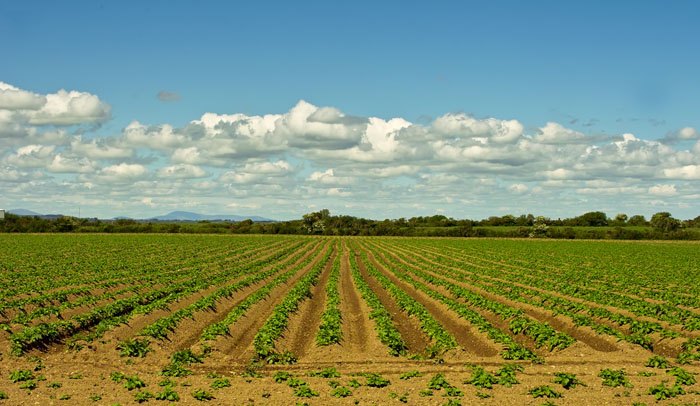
(0, 235), (699, 405)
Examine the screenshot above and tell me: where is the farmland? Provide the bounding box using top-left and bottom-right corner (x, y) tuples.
(0, 235), (699, 405)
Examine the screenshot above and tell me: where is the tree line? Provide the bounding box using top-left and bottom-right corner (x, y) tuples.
(1, 210), (699, 240)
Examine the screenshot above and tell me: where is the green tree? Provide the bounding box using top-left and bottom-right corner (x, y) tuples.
(650, 212), (680, 232)
(628, 215), (647, 226)
(612, 213), (628, 226)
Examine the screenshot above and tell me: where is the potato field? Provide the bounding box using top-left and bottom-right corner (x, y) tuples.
(1, 235), (699, 405)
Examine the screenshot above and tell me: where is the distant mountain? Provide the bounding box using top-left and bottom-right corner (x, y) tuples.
(8, 208), (43, 216)
(148, 211), (274, 222)
(6, 209), (63, 219)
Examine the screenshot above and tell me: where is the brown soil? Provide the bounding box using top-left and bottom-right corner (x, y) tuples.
(361, 245), (500, 358)
(1, 236), (699, 406)
(354, 249), (431, 355)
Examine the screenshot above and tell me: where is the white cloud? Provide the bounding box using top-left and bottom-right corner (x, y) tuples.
(219, 160), (293, 184)
(3, 92), (700, 220)
(648, 184), (677, 196)
(433, 113), (523, 143)
(70, 136), (133, 159)
(0, 82), (46, 110)
(93, 163), (148, 183)
(157, 164), (207, 179)
(534, 122), (586, 144)
(121, 121), (189, 150)
(664, 165), (700, 180)
(46, 154), (99, 173)
(5, 144), (55, 167)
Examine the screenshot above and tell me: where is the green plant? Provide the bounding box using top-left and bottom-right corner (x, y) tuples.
(419, 389), (433, 396)
(123, 375), (147, 391)
(364, 373), (390, 388)
(158, 378), (177, 387)
(294, 385), (319, 398)
(529, 385), (562, 399)
(171, 349), (203, 365)
(647, 382), (684, 400)
(307, 367), (340, 378)
(644, 356), (670, 369)
(273, 372), (291, 383)
(9, 369), (35, 382)
(464, 367), (498, 389)
(59, 394), (71, 400)
(0, 391), (7, 400)
(331, 386), (352, 397)
(19, 380), (36, 390)
(443, 386), (463, 397)
(429, 373), (452, 390)
(348, 378), (361, 388)
(286, 377), (306, 388)
(495, 363), (524, 387)
(160, 363), (192, 377)
(475, 392), (491, 398)
(89, 394), (102, 401)
(554, 372), (586, 389)
(667, 367), (696, 386)
(48, 382), (62, 388)
(117, 338), (151, 357)
(134, 390), (154, 403)
(68, 373), (83, 379)
(191, 389), (214, 401)
(110, 372), (126, 382)
(400, 370), (423, 380)
(210, 378), (231, 389)
(599, 369), (632, 388)
(443, 399), (461, 406)
(155, 387), (180, 401)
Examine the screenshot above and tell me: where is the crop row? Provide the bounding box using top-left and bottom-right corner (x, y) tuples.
(137, 240), (312, 340)
(253, 242), (334, 363)
(367, 242), (576, 352)
(316, 242), (343, 346)
(8, 240), (302, 355)
(356, 242), (537, 360)
(348, 246), (407, 356)
(353, 244), (457, 354)
(380, 240), (682, 352)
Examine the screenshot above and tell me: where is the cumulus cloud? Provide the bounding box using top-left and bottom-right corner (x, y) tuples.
(660, 126), (699, 144)
(157, 90), (181, 102)
(92, 163), (148, 183)
(219, 160), (293, 184)
(534, 122), (586, 144)
(5, 144), (56, 167)
(46, 154), (99, 173)
(664, 165), (700, 180)
(0, 82), (46, 110)
(432, 113), (523, 143)
(157, 164), (207, 179)
(70, 136), (133, 159)
(3, 88), (700, 219)
(121, 121), (189, 150)
(648, 184), (677, 196)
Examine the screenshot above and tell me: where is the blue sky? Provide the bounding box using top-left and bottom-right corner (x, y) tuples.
(1, 1), (699, 220)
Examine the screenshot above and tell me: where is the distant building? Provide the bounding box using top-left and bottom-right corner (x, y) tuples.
(0, 209), (4, 220)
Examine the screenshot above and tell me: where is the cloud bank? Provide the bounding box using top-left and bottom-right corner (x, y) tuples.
(1, 81), (699, 219)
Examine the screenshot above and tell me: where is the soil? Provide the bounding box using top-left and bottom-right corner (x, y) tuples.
(1, 236), (699, 405)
